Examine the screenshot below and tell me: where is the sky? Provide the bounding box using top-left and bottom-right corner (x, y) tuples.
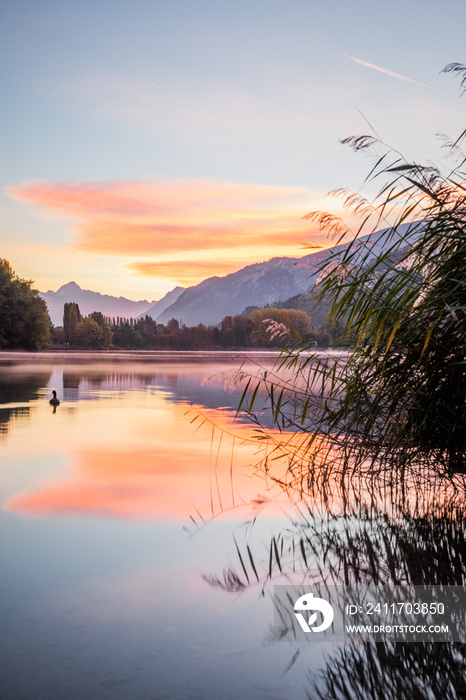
(1, 0), (465, 301)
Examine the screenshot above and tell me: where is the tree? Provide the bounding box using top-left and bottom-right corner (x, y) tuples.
(167, 318), (180, 333)
(63, 302), (81, 344)
(249, 308), (311, 347)
(89, 312), (112, 348)
(0, 259), (51, 349)
(232, 314), (250, 346)
(75, 317), (102, 347)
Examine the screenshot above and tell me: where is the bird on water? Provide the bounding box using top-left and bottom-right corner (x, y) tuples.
(49, 390), (60, 407)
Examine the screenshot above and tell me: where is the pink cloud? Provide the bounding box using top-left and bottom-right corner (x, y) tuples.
(128, 259), (245, 283)
(6, 178), (333, 284)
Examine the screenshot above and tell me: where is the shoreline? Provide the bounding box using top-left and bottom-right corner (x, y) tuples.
(0, 347), (350, 364)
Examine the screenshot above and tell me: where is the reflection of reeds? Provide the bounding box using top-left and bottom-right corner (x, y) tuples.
(201, 462), (466, 698)
(188, 380), (466, 591)
(198, 441), (466, 593)
(308, 640), (466, 700)
(191, 365), (466, 698)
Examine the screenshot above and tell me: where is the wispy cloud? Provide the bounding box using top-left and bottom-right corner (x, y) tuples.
(344, 54), (435, 91)
(127, 259), (246, 285)
(7, 178), (332, 284)
(67, 71), (317, 135)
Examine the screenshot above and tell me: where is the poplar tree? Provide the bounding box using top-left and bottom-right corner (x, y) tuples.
(63, 302), (81, 344)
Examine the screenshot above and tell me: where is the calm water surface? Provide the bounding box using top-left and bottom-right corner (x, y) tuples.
(1, 351), (465, 699)
(0, 352), (326, 700)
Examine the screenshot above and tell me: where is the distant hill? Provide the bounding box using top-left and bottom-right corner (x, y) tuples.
(155, 223), (417, 326)
(40, 222), (419, 328)
(271, 226), (417, 327)
(39, 282), (155, 326)
(155, 257), (316, 326)
(136, 286), (186, 320)
(271, 288), (333, 328)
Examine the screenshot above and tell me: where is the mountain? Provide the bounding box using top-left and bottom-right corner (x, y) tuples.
(155, 258), (315, 326)
(272, 223), (417, 325)
(155, 223), (417, 327)
(39, 282), (155, 326)
(40, 222), (418, 328)
(136, 286), (186, 320)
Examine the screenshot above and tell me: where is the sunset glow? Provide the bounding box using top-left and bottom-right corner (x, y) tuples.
(0, 358), (284, 520)
(2, 0), (461, 300)
(1, 4), (465, 697)
(7, 179), (328, 288)
(1, 384), (286, 521)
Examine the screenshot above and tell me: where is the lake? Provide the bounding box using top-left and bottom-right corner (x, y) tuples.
(1, 351), (465, 699)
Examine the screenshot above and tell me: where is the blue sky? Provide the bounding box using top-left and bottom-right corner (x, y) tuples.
(1, 0), (464, 300)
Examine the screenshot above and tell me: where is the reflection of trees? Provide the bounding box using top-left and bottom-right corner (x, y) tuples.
(0, 407), (29, 434)
(63, 371), (81, 390)
(63, 370), (155, 393)
(0, 370), (51, 434)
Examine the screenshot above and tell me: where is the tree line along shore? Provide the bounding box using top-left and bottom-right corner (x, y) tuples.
(0, 260), (343, 352)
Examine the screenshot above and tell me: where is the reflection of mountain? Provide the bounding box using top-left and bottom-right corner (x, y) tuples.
(0, 370), (51, 434)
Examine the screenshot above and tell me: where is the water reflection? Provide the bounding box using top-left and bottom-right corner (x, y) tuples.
(0, 369), (51, 433)
(4, 425), (274, 520)
(0, 354), (281, 521)
(0, 353), (312, 700)
(203, 450), (466, 699)
(1, 353), (465, 699)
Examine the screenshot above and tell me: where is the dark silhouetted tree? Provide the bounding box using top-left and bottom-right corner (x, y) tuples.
(0, 259), (51, 350)
(63, 302), (81, 344)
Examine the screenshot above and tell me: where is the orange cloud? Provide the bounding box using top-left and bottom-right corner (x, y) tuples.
(72, 216), (313, 257)
(7, 179), (329, 285)
(128, 259), (245, 284)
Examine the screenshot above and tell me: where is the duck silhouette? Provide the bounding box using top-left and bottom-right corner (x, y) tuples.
(49, 390), (60, 413)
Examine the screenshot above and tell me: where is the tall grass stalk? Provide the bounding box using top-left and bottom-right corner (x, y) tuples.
(239, 62), (466, 477)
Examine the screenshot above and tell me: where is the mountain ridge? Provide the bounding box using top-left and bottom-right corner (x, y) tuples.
(39, 282), (156, 326)
(136, 286), (186, 320)
(41, 222), (418, 327)
(154, 222), (419, 326)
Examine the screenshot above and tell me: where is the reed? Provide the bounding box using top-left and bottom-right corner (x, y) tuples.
(237, 62), (466, 477)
